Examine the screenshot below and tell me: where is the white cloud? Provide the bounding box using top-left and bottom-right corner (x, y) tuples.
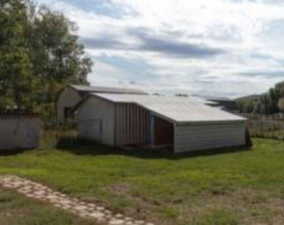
(37, 0), (284, 98)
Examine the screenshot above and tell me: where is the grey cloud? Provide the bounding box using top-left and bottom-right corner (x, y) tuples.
(250, 53), (274, 60)
(263, 19), (284, 40)
(228, 0), (284, 4)
(238, 70), (284, 78)
(127, 28), (226, 58)
(137, 35), (225, 58)
(64, 0), (138, 19)
(249, 53), (284, 67)
(146, 22), (241, 44)
(82, 29), (226, 59)
(81, 37), (125, 50)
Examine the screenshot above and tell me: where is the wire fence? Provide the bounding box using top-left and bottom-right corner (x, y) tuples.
(243, 113), (284, 140)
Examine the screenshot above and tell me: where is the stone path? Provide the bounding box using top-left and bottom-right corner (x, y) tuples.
(0, 175), (154, 225)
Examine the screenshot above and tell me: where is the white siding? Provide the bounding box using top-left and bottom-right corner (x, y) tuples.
(78, 97), (115, 146)
(0, 116), (41, 150)
(57, 87), (82, 122)
(174, 122), (246, 153)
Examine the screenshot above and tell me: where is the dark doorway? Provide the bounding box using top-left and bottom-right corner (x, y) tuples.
(64, 107), (73, 120)
(154, 116), (174, 145)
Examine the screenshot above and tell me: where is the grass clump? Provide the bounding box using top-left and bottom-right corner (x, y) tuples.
(193, 209), (239, 225)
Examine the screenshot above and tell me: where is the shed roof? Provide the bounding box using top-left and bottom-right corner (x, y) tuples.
(92, 93), (246, 124)
(70, 85), (146, 95)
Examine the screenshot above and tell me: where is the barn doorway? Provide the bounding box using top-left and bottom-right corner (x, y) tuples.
(154, 116), (174, 146)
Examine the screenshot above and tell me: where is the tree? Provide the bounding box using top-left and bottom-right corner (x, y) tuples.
(0, 0), (38, 110)
(29, 5), (92, 85)
(235, 80), (284, 115)
(28, 4), (93, 118)
(0, 0), (93, 118)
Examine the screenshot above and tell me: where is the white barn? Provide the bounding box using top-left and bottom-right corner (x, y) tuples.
(77, 93), (247, 153)
(56, 85), (146, 122)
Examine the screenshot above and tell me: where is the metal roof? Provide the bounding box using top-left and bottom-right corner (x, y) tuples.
(92, 93), (246, 123)
(70, 85), (146, 95)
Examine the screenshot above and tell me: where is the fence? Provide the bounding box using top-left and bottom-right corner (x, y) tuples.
(0, 113), (41, 150)
(243, 113), (284, 140)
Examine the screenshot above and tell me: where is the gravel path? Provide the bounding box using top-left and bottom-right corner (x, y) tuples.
(0, 175), (154, 225)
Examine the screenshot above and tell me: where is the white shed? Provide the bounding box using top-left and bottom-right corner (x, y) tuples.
(77, 94), (247, 153)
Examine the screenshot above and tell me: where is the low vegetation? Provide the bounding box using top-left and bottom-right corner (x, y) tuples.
(1, 138), (284, 225)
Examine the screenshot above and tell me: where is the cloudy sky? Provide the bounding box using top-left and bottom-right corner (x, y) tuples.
(37, 0), (284, 98)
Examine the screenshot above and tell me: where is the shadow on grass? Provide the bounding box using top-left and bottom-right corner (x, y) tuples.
(57, 137), (252, 160)
(0, 148), (34, 157)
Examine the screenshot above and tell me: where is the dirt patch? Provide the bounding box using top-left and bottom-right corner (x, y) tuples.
(108, 183), (131, 195)
(108, 185), (284, 225)
(183, 188), (284, 225)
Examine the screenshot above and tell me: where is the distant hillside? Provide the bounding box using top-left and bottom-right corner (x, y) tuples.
(235, 81), (284, 114)
(235, 94), (261, 102)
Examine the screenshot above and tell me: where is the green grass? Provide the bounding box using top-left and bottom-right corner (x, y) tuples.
(0, 190), (97, 225)
(1, 138), (284, 225)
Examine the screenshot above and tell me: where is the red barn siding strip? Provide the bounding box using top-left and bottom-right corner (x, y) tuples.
(130, 104), (134, 144)
(116, 104), (121, 145)
(137, 106), (141, 143)
(115, 103), (150, 146)
(134, 106), (137, 143)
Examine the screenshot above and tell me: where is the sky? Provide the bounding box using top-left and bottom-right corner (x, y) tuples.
(37, 0), (284, 98)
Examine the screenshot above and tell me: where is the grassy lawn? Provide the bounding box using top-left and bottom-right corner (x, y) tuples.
(1, 138), (284, 225)
(0, 190), (97, 225)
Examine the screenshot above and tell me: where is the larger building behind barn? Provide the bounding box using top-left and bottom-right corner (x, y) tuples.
(56, 85), (146, 122)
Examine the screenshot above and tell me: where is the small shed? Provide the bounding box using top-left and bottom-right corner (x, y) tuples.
(0, 113), (41, 150)
(56, 85), (146, 122)
(77, 94), (247, 153)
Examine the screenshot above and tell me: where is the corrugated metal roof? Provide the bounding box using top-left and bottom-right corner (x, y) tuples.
(92, 93), (246, 123)
(70, 85), (146, 95)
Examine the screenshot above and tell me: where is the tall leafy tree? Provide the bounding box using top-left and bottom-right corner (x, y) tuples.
(30, 5), (92, 86)
(0, 0), (38, 110)
(27, 4), (93, 118)
(0, 0), (93, 118)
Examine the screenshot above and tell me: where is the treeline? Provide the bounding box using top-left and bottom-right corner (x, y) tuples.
(0, 0), (92, 119)
(236, 81), (284, 114)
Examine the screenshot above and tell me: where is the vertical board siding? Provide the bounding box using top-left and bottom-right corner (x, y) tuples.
(174, 122), (246, 153)
(0, 117), (41, 150)
(115, 103), (150, 146)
